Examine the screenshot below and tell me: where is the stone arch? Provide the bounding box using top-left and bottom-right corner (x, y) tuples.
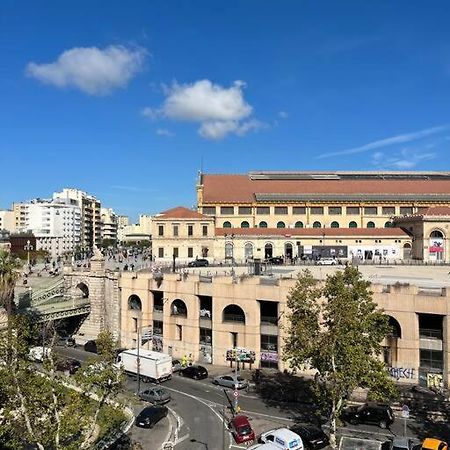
(430, 229), (445, 239)
(223, 304), (246, 324)
(349, 221), (358, 228)
(330, 221), (339, 228)
(277, 221), (286, 228)
(128, 294), (142, 311)
(171, 298), (187, 317)
(403, 242), (412, 260)
(76, 282), (89, 299)
(312, 221), (321, 228)
(223, 221), (232, 228)
(244, 242), (253, 259)
(367, 221), (375, 228)
(284, 242), (293, 259)
(294, 221), (304, 228)
(388, 315), (402, 338)
(264, 242), (273, 258)
(241, 221), (250, 228)
(259, 221), (268, 228)
(384, 221), (393, 228)
(225, 241), (234, 259)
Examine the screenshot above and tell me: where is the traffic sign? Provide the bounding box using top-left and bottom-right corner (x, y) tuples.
(233, 390), (239, 398)
(401, 404), (410, 419)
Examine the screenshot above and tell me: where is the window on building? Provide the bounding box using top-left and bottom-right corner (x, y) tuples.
(364, 207), (378, 215)
(225, 242), (234, 259)
(259, 221), (268, 228)
(382, 206), (396, 215)
(158, 247), (164, 258)
(261, 334), (278, 352)
(346, 207), (360, 215)
(328, 207), (342, 215)
(231, 332), (238, 348)
(261, 334), (278, 369)
(238, 206), (252, 215)
(200, 328), (212, 345)
(400, 207), (413, 215)
(256, 207), (270, 215)
(274, 206), (288, 215)
(294, 221), (303, 228)
(221, 206), (234, 215)
(292, 207), (306, 215)
(276, 221), (285, 228)
(310, 207), (324, 215)
(367, 221), (375, 228)
(202, 225), (208, 236)
(349, 221), (358, 228)
(132, 318), (138, 332)
(330, 221), (339, 228)
(173, 225), (179, 237)
(173, 247), (179, 258)
(202, 206), (216, 215)
(153, 320), (163, 336)
(241, 221), (250, 228)
(244, 243), (253, 259)
(223, 221), (232, 228)
(312, 221), (321, 228)
(158, 225), (164, 236)
(188, 247), (193, 258)
(384, 221), (393, 228)
(188, 225), (193, 236)
(176, 325), (182, 341)
(420, 349), (443, 370)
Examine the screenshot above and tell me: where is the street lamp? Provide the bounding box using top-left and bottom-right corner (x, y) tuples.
(24, 239), (33, 268)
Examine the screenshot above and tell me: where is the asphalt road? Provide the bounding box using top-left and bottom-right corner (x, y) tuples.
(57, 346), (434, 449)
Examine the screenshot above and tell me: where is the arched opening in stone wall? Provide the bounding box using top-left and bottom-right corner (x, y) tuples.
(171, 299), (187, 317)
(128, 294), (142, 311)
(76, 282), (89, 299)
(223, 304), (246, 324)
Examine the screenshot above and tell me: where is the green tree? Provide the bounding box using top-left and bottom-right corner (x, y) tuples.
(283, 267), (397, 449)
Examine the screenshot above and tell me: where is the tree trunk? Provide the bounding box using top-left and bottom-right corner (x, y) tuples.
(329, 398), (337, 449)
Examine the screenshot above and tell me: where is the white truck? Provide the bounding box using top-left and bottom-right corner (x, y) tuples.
(116, 349), (172, 383)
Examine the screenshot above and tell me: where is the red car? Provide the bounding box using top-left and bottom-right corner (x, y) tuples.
(229, 415), (255, 444)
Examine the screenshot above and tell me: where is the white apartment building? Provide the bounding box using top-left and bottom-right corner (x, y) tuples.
(117, 215), (129, 242)
(14, 199), (81, 257)
(101, 207), (118, 244)
(53, 188), (101, 249)
(0, 210), (15, 231)
(122, 214), (152, 243)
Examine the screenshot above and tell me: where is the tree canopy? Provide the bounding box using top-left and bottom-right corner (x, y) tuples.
(283, 267), (397, 448)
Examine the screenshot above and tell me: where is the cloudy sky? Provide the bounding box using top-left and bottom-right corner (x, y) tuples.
(1, 1), (450, 219)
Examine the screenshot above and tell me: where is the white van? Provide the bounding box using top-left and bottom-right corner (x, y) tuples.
(259, 428), (304, 450)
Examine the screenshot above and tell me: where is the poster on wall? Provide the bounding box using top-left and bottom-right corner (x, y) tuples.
(429, 238), (444, 253)
(226, 348), (256, 363)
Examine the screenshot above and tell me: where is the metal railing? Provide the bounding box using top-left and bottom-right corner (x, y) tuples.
(261, 316), (278, 325)
(223, 313), (245, 323)
(419, 328), (443, 340)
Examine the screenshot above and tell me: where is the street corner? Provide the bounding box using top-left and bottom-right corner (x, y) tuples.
(245, 412), (292, 438)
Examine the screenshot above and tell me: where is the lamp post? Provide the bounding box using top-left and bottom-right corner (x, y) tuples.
(24, 239), (33, 268)
(136, 322), (153, 395)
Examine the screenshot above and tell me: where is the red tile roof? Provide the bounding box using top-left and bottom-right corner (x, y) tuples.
(156, 206), (208, 219)
(215, 227), (409, 237)
(422, 206), (450, 216)
(201, 173), (450, 203)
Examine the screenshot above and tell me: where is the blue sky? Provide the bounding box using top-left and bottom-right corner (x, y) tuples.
(1, 1), (450, 220)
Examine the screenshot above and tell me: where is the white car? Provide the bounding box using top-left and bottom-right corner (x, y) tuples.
(259, 428), (303, 450)
(315, 258), (337, 265)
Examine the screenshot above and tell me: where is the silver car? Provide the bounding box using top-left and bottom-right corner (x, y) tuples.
(138, 387), (171, 405)
(212, 374), (248, 389)
(389, 437), (421, 450)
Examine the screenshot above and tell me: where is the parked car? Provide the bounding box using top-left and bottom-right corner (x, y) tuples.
(387, 437), (421, 450)
(139, 387), (171, 405)
(28, 346), (52, 362)
(421, 439), (448, 450)
(290, 424), (329, 449)
(259, 428), (304, 450)
(188, 259), (209, 267)
(180, 365), (208, 380)
(56, 358), (81, 375)
(84, 340), (97, 353)
(229, 415), (256, 444)
(267, 256), (284, 265)
(341, 403), (394, 429)
(315, 258), (337, 266)
(135, 405), (168, 428)
(212, 374), (248, 390)
(172, 359), (182, 373)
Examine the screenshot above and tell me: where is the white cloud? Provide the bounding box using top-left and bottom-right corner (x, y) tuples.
(143, 79), (264, 139)
(156, 128), (174, 137)
(278, 111), (289, 119)
(317, 125), (448, 159)
(26, 45), (146, 95)
(371, 149), (436, 170)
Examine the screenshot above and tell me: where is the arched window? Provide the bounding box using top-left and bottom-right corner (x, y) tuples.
(384, 221), (393, 228)
(76, 282), (89, 299)
(312, 221), (321, 228)
(225, 242), (234, 259)
(259, 221), (268, 228)
(430, 230), (444, 238)
(387, 316), (402, 338)
(330, 221), (339, 228)
(349, 221), (357, 228)
(285, 242), (293, 258)
(171, 299), (187, 317)
(223, 304), (246, 324)
(223, 221), (232, 228)
(128, 294), (142, 311)
(294, 221), (304, 228)
(264, 243), (273, 258)
(244, 243), (253, 259)
(277, 221), (286, 228)
(367, 221), (375, 228)
(241, 221), (250, 228)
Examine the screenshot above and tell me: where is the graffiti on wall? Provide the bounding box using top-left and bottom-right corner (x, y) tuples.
(388, 367), (415, 380)
(427, 373), (443, 390)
